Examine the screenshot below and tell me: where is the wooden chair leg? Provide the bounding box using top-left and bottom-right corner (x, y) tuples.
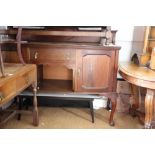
(32, 82), (39, 126)
(89, 100), (94, 123)
(0, 45), (6, 77)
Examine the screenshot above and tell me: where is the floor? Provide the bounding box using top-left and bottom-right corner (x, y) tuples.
(1, 107), (143, 129)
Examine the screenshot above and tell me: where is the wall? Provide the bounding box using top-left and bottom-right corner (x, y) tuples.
(112, 26), (146, 62)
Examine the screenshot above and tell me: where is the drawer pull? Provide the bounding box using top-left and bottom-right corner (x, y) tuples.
(34, 52), (38, 59)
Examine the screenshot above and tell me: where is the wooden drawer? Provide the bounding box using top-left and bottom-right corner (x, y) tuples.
(16, 70), (35, 91)
(0, 80), (16, 104)
(0, 64), (36, 107)
(29, 47), (76, 64)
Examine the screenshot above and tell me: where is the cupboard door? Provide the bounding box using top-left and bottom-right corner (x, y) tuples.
(76, 49), (115, 92)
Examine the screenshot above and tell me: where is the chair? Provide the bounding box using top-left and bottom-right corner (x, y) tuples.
(0, 27), (26, 77)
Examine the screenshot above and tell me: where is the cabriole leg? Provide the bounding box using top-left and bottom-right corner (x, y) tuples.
(109, 98), (117, 126)
(144, 89), (154, 129)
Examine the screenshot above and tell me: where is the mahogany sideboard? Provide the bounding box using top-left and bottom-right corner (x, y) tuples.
(1, 27), (121, 126)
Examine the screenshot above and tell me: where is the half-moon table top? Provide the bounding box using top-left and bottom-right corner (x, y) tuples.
(119, 62), (155, 89)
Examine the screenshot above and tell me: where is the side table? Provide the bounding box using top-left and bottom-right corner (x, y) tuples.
(119, 62), (155, 129)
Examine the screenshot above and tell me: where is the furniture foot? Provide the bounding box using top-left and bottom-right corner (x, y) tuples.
(144, 89), (154, 129)
(109, 99), (117, 126)
(32, 83), (39, 126)
(100, 92), (117, 126)
(144, 123), (152, 129)
(109, 120), (115, 126)
(89, 100), (94, 123)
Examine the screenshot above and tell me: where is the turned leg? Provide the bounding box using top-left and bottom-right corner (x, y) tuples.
(32, 82), (39, 126)
(16, 27), (25, 65)
(144, 89), (154, 129)
(0, 45), (5, 77)
(109, 98), (117, 126)
(130, 84), (140, 109)
(129, 84), (140, 116)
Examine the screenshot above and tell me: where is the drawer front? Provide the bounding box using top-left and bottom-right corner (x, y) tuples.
(0, 80), (16, 105)
(16, 70), (35, 91)
(29, 47), (76, 64)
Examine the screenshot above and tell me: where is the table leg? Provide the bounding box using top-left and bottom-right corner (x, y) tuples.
(32, 82), (39, 126)
(144, 89), (154, 129)
(109, 98), (117, 126)
(130, 84), (140, 110)
(0, 45), (5, 77)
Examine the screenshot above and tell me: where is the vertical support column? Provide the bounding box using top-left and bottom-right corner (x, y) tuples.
(0, 44), (5, 77)
(144, 89), (154, 129)
(130, 84), (140, 110)
(32, 81), (39, 126)
(16, 27), (25, 65)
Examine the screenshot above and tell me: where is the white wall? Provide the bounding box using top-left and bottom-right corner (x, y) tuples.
(111, 26), (146, 62)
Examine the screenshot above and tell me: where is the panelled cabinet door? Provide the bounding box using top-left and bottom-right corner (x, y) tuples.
(76, 49), (115, 92)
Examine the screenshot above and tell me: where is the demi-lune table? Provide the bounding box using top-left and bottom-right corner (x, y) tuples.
(119, 62), (155, 129)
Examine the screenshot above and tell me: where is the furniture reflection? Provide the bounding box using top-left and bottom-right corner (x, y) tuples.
(119, 62), (155, 129)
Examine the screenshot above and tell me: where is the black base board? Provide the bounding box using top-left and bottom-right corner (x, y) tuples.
(24, 96), (90, 108)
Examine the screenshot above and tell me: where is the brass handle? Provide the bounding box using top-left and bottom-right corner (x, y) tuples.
(34, 52), (38, 59)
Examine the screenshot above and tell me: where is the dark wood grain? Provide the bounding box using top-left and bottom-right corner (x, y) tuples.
(3, 27), (121, 126)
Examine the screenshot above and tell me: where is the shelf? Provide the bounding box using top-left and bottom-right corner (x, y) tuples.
(38, 79), (73, 93)
(0, 29), (107, 37)
(22, 42), (121, 50)
(20, 79), (101, 99)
